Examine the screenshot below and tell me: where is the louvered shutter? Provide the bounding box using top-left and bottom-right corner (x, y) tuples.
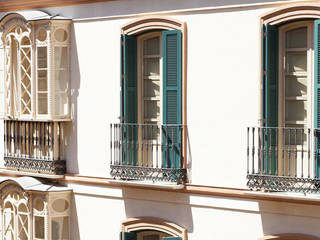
(162, 30), (182, 169)
(263, 24), (278, 174)
(121, 34), (138, 165)
(121, 232), (137, 240)
(264, 24), (278, 128)
(163, 237), (182, 240)
(314, 20), (320, 177)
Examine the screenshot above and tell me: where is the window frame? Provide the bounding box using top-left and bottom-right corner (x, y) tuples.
(278, 21), (314, 130)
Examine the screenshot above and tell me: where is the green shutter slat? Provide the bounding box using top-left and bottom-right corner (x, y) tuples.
(121, 34), (138, 165)
(121, 232), (137, 240)
(123, 34), (137, 124)
(162, 30), (182, 169)
(264, 24), (278, 128)
(263, 24), (278, 175)
(163, 237), (182, 240)
(314, 20), (320, 177)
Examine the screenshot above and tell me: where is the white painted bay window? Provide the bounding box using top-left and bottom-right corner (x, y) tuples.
(0, 13), (71, 120)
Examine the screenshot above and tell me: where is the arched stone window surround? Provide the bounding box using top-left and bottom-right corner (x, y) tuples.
(259, 234), (320, 240)
(121, 217), (187, 240)
(121, 16), (188, 166)
(261, 3), (320, 25)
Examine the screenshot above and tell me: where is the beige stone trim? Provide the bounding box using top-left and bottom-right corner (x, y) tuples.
(261, 2), (320, 25)
(121, 16), (184, 35)
(259, 234), (320, 240)
(121, 217), (187, 240)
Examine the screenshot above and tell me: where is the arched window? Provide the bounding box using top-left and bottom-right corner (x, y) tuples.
(0, 178), (71, 240)
(120, 217), (187, 240)
(110, 16), (187, 184)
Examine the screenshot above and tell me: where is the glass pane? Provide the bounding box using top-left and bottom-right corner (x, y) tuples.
(285, 100), (307, 122)
(54, 47), (68, 68)
(144, 80), (160, 98)
(54, 29), (68, 42)
(51, 217), (69, 240)
(18, 214), (28, 240)
(37, 47), (47, 68)
(21, 36), (30, 46)
(143, 36), (160, 55)
(37, 28), (47, 42)
(38, 70), (47, 91)
(144, 100), (160, 119)
(285, 77), (307, 97)
(34, 216), (44, 239)
(38, 93), (48, 114)
(286, 52), (307, 73)
(54, 93), (68, 116)
(34, 198), (44, 211)
(143, 121), (160, 140)
(52, 199), (69, 212)
(144, 58), (159, 76)
(284, 124), (306, 145)
(286, 27), (307, 48)
(143, 235), (159, 240)
(55, 70), (68, 91)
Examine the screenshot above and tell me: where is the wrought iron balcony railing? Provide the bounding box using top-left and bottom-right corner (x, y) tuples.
(110, 123), (187, 183)
(4, 120), (66, 175)
(247, 126), (320, 193)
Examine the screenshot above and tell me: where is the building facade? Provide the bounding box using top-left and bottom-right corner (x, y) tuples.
(0, 0), (319, 239)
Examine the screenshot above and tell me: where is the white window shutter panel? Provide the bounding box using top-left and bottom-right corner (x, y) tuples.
(0, 42), (5, 118)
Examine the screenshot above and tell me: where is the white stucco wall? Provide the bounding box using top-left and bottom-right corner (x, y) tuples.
(68, 182), (320, 240)
(42, 1), (278, 188)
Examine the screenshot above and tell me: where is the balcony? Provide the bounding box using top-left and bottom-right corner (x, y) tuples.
(4, 120), (66, 175)
(110, 123), (187, 184)
(247, 126), (320, 193)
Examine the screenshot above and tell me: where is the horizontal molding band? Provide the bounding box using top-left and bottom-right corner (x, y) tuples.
(0, 170), (319, 206)
(0, 0), (311, 20)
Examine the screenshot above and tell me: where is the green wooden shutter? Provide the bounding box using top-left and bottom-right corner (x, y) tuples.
(121, 232), (137, 240)
(163, 237), (182, 240)
(314, 20), (320, 177)
(263, 24), (278, 175)
(162, 30), (182, 169)
(264, 24), (278, 128)
(121, 34), (138, 165)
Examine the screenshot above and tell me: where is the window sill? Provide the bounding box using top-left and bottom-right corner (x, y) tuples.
(108, 179), (185, 190)
(0, 169), (65, 179)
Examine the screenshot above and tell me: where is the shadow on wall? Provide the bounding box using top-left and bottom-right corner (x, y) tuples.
(70, 193), (81, 240)
(65, 23), (80, 174)
(259, 201), (320, 239)
(122, 187), (194, 236)
(44, 0), (289, 20)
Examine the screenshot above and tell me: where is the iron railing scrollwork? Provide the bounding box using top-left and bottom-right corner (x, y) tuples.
(110, 123), (186, 183)
(4, 120), (66, 175)
(247, 126), (320, 193)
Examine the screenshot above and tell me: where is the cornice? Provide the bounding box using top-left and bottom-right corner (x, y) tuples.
(0, 0), (113, 12)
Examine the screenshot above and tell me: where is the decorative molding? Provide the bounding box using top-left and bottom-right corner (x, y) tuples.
(247, 174), (320, 193)
(261, 2), (320, 24)
(0, 0), (112, 12)
(110, 165), (186, 183)
(4, 157), (66, 175)
(259, 234), (320, 240)
(121, 16), (184, 35)
(122, 217), (187, 240)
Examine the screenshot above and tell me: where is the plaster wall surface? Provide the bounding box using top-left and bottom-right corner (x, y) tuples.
(67, 182), (320, 239)
(46, 1), (276, 188)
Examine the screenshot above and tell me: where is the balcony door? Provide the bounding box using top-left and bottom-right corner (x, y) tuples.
(278, 21), (313, 176)
(137, 32), (162, 167)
